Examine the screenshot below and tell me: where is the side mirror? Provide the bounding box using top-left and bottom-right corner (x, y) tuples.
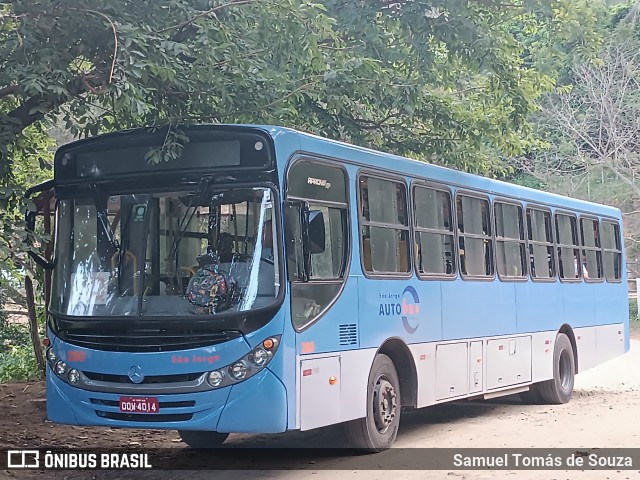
(307, 210), (326, 254)
(24, 179), (55, 270)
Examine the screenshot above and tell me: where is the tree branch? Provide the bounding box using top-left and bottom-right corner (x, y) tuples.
(158, 0), (253, 33)
(0, 78), (85, 135)
(83, 10), (118, 84)
(0, 85), (19, 98)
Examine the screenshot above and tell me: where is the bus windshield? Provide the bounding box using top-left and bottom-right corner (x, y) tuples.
(50, 186), (280, 317)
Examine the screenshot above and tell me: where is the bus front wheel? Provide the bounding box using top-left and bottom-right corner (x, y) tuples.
(536, 333), (575, 404)
(345, 353), (401, 452)
(178, 430), (229, 448)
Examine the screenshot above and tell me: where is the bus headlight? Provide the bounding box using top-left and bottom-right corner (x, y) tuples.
(46, 347), (57, 363)
(46, 350), (86, 388)
(68, 369), (80, 384)
(230, 362), (247, 380)
(206, 335), (280, 390)
(250, 348), (269, 367)
(55, 361), (68, 376)
(207, 370), (224, 387)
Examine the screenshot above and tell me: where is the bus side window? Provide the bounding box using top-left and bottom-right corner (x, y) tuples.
(601, 220), (622, 282)
(359, 176), (410, 275)
(457, 194), (493, 278)
(494, 201), (526, 279)
(413, 185), (455, 277)
(580, 217), (603, 281)
(555, 213), (580, 280)
(527, 208), (556, 281)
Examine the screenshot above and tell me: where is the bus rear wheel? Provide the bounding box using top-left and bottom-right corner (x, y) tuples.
(535, 333), (575, 404)
(345, 354), (401, 452)
(178, 430), (229, 448)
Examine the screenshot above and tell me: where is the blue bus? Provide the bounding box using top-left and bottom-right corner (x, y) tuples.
(27, 125), (629, 451)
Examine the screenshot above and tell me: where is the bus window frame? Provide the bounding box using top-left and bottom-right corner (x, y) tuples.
(579, 214), (605, 284)
(356, 169), (413, 279)
(600, 218), (623, 284)
(454, 189), (496, 282)
(523, 204), (558, 284)
(284, 155), (352, 333)
(493, 197), (528, 282)
(554, 209), (582, 283)
(410, 180), (457, 281)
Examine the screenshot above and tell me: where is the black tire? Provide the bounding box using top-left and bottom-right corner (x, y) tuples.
(345, 354), (401, 452)
(536, 333), (575, 404)
(178, 430), (229, 448)
(519, 386), (542, 404)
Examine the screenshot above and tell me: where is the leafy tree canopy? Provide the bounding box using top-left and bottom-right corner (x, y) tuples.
(1, 0), (568, 171)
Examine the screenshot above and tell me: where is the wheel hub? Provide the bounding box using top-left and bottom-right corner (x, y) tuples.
(373, 376), (397, 433)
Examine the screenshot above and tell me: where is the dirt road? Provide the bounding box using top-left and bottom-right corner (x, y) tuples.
(2, 329), (639, 480)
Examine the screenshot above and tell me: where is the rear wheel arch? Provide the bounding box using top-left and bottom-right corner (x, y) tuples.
(558, 324), (578, 373)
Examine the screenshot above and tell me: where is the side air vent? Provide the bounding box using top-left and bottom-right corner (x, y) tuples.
(339, 324), (358, 346)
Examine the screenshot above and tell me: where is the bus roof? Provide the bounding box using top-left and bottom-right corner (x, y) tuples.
(253, 124), (622, 220)
(55, 123), (621, 219)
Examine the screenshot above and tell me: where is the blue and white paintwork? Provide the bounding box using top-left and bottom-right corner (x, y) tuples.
(47, 125), (630, 434)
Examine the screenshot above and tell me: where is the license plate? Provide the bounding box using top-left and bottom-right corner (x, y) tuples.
(119, 396), (159, 414)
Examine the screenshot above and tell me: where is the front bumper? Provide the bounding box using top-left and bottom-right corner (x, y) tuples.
(47, 365), (287, 433)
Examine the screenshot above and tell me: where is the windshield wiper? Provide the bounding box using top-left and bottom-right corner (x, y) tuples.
(168, 177), (211, 262)
(89, 184), (120, 252)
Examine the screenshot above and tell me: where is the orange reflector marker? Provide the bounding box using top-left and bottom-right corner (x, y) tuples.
(263, 338), (275, 350)
(68, 350), (86, 362)
(303, 369), (312, 377)
(300, 341), (315, 354)
(329, 376), (337, 385)
(43, 338), (50, 347)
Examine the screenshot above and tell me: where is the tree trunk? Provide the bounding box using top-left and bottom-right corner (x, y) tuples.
(25, 276), (45, 375)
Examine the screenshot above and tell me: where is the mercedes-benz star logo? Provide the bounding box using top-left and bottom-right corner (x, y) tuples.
(128, 365), (144, 384)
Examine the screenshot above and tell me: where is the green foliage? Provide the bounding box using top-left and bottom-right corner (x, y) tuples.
(0, 345), (40, 383)
(514, 0), (615, 83)
(0, 323), (41, 383)
(629, 298), (638, 323)
(0, 0), (563, 176)
(0, 123), (53, 281)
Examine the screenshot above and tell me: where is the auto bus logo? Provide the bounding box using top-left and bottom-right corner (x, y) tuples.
(401, 286), (420, 334)
(378, 286), (420, 334)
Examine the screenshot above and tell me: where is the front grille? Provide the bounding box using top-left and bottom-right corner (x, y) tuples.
(96, 411), (193, 422)
(60, 331), (229, 352)
(83, 371), (202, 384)
(90, 399), (195, 408)
(50, 317), (242, 352)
